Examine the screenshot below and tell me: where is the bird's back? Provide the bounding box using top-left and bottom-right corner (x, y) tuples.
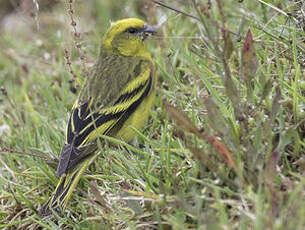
(57, 51), (154, 177)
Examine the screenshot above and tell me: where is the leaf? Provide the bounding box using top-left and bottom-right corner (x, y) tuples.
(222, 61), (241, 114)
(277, 128), (295, 152)
(263, 150), (281, 218)
(241, 29), (258, 83)
(186, 145), (217, 170)
(206, 135), (237, 171)
(24, 92), (40, 124)
(264, 151), (279, 187)
(88, 182), (111, 212)
(261, 78), (273, 101)
(164, 101), (238, 172)
(203, 97), (228, 135)
(224, 32), (234, 59)
(163, 101), (202, 137)
(270, 86), (282, 125)
(16, 188), (37, 214)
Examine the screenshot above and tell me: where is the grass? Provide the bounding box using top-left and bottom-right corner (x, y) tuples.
(0, 0), (305, 229)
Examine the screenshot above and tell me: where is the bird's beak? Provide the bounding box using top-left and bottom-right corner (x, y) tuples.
(143, 25), (157, 34)
(141, 25), (157, 40)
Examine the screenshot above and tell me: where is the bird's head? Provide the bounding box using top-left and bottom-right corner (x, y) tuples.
(102, 18), (156, 58)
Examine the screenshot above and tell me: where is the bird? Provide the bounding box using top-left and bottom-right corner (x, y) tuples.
(39, 18), (156, 217)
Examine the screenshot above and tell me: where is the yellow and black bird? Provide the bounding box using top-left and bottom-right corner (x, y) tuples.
(40, 18), (156, 216)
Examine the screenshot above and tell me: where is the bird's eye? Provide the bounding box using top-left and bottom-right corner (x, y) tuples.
(127, 28), (137, 34)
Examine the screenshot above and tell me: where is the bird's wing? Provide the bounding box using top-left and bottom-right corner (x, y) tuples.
(56, 56), (153, 177)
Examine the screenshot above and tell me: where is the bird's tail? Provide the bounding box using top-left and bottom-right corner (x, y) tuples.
(39, 154), (98, 217)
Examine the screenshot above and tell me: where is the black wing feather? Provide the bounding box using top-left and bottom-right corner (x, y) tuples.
(56, 73), (152, 177)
